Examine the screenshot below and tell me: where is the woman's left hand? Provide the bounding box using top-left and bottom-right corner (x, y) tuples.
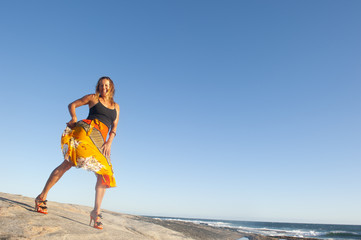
(101, 142), (112, 157)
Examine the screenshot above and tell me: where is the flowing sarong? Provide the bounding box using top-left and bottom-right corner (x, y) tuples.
(61, 119), (116, 188)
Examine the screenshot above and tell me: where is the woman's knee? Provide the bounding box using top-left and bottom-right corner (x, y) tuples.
(95, 175), (106, 188)
(59, 160), (73, 172)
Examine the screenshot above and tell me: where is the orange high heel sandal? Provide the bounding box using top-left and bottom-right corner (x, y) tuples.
(90, 212), (103, 229)
(35, 196), (48, 214)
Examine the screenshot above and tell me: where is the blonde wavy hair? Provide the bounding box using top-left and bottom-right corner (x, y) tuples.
(95, 76), (115, 104)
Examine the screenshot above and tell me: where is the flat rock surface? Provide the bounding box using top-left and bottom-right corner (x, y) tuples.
(0, 192), (244, 240)
(0, 192), (319, 240)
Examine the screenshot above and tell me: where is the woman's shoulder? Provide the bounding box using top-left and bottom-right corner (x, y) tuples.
(114, 102), (120, 111)
(82, 94), (98, 107)
(89, 93), (98, 98)
(82, 93), (97, 99)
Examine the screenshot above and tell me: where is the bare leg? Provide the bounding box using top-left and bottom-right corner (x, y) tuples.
(38, 160), (73, 200)
(93, 174), (106, 215)
(90, 175), (106, 229)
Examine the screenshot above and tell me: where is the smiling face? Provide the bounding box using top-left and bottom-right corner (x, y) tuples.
(98, 79), (111, 97)
(96, 77), (115, 100)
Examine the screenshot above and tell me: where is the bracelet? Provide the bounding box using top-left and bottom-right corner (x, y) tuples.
(110, 131), (116, 136)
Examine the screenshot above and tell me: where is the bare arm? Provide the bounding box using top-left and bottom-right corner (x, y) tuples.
(102, 103), (120, 157)
(67, 94), (95, 128)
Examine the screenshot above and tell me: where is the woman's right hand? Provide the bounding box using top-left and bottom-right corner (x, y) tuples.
(66, 118), (77, 129)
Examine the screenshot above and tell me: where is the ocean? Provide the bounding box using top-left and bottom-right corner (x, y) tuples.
(150, 216), (361, 239)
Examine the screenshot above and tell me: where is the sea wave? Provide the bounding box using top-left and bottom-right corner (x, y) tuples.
(150, 217), (361, 240)
(321, 231), (361, 239)
(236, 226), (322, 238)
(153, 218), (321, 238)
(154, 217), (234, 228)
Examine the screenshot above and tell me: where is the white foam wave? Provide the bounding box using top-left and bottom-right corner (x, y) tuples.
(156, 218), (234, 228)
(236, 226), (323, 238)
(152, 217), (326, 239)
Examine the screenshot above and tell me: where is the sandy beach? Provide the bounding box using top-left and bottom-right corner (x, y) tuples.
(0, 192), (319, 240)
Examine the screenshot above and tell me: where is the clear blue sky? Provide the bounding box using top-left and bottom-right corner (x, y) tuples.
(1, 0), (360, 225)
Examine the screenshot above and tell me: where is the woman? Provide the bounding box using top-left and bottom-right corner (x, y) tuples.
(35, 76), (120, 230)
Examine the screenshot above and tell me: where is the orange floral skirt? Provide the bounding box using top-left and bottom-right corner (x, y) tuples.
(61, 119), (116, 188)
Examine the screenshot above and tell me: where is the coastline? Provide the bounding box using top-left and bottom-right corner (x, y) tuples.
(138, 216), (321, 240)
(0, 192), (319, 240)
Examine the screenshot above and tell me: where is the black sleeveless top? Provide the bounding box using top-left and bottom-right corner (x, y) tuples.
(87, 101), (117, 129)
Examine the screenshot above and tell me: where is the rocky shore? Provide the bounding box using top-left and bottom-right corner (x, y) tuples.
(0, 192), (319, 240)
